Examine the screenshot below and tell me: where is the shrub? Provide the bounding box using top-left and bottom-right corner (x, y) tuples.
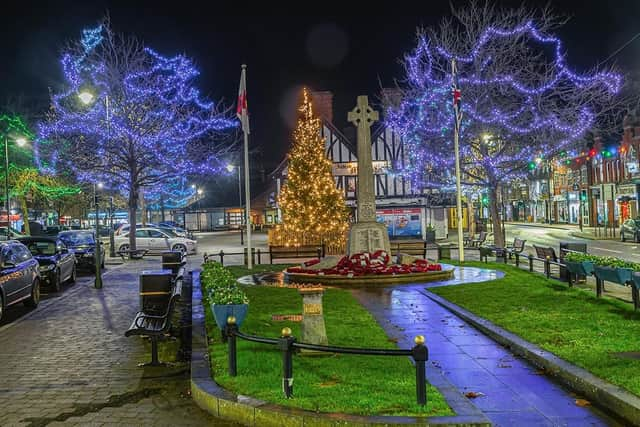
(201, 261), (249, 305)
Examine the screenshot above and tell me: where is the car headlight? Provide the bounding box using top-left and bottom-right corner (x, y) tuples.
(186, 241), (195, 245)
(39, 264), (56, 272)
(84, 252), (94, 258)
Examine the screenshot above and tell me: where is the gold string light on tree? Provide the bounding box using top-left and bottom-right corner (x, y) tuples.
(277, 88), (350, 248)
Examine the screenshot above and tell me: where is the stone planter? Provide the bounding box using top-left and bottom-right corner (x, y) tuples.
(212, 303), (249, 330)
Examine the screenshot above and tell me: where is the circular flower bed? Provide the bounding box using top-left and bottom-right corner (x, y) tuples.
(285, 250), (443, 277)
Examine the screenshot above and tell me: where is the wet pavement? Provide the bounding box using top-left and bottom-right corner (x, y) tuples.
(0, 257), (238, 427)
(351, 266), (622, 427)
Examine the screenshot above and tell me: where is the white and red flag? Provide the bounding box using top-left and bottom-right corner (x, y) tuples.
(237, 65), (250, 134)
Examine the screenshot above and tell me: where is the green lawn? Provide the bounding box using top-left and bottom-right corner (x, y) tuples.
(225, 263), (296, 279)
(204, 266), (453, 417)
(431, 261), (640, 397)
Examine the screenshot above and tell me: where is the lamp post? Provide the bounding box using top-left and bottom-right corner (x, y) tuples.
(3, 135), (27, 239)
(93, 182), (103, 289)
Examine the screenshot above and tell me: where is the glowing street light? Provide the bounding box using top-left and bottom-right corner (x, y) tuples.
(78, 91), (95, 105)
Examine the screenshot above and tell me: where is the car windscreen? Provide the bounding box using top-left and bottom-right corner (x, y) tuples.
(26, 241), (56, 256)
(59, 232), (95, 246)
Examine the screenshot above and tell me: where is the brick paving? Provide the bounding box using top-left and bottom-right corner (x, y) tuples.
(0, 258), (237, 427)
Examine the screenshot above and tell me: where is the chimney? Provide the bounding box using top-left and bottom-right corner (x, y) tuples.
(310, 90), (333, 123)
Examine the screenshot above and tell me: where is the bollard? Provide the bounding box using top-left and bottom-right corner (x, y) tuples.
(528, 254), (533, 272)
(545, 256), (551, 278)
(515, 253), (520, 267)
(279, 327), (296, 398)
(412, 335), (428, 406)
(317, 248), (322, 260)
(219, 250), (225, 266)
(226, 316), (238, 376)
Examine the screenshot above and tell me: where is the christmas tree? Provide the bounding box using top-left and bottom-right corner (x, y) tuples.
(278, 89), (350, 249)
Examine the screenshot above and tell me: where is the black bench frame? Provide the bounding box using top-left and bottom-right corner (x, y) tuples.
(390, 241), (428, 259)
(125, 278), (182, 367)
(269, 245), (324, 264)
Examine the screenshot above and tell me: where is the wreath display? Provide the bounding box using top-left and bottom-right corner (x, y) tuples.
(287, 251), (443, 276)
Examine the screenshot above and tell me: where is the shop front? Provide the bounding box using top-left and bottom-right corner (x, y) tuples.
(617, 184), (638, 222)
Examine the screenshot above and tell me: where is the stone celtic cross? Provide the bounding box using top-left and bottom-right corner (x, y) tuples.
(348, 96), (379, 222)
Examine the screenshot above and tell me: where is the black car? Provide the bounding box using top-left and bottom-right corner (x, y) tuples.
(620, 219), (640, 242)
(18, 237), (76, 292)
(58, 230), (105, 272)
(0, 240), (40, 321)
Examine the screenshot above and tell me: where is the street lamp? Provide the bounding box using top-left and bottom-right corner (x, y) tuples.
(3, 135), (28, 239)
(93, 182), (104, 289)
(226, 163), (242, 206)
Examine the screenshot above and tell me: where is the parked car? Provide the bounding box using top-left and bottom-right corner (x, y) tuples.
(0, 226), (26, 240)
(0, 240), (40, 321)
(18, 237), (76, 292)
(620, 219), (640, 242)
(58, 230), (105, 271)
(115, 227), (197, 255)
(158, 221), (181, 228)
(114, 223), (158, 236)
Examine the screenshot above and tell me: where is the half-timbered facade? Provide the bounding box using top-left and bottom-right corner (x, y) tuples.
(264, 91), (449, 239)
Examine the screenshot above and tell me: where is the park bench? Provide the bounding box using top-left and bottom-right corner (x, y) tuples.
(470, 231), (488, 247)
(390, 240), (428, 258)
(533, 245), (558, 262)
(269, 245), (324, 264)
(125, 277), (182, 367)
(505, 238), (526, 259)
(117, 248), (149, 261)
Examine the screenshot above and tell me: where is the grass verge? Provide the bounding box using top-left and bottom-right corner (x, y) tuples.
(204, 265), (453, 417)
(431, 261), (640, 397)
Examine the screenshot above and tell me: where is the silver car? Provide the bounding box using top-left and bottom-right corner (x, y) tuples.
(114, 227), (197, 255)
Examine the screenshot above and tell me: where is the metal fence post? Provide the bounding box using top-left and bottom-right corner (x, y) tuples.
(219, 250), (225, 266)
(225, 316), (238, 376)
(257, 249), (261, 265)
(528, 254), (533, 272)
(317, 248), (322, 260)
(411, 335), (428, 406)
(279, 327), (296, 398)
(545, 256), (551, 278)
(515, 253), (520, 267)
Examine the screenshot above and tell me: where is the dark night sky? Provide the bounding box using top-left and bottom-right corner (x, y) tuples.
(1, 1), (639, 205)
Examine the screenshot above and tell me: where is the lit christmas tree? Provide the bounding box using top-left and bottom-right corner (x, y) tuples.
(278, 89), (349, 249)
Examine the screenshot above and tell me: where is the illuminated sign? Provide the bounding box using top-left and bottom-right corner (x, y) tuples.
(333, 161), (390, 176)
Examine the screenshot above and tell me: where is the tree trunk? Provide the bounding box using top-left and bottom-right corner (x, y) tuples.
(488, 185), (504, 247)
(140, 188), (146, 226)
(20, 196), (30, 235)
(128, 186), (138, 252)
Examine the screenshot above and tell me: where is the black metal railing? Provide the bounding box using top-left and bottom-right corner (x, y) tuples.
(222, 317), (428, 406)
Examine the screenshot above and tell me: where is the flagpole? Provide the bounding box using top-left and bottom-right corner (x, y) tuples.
(452, 59), (465, 263)
(241, 64), (252, 269)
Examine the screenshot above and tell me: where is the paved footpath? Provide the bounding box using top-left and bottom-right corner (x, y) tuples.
(0, 258), (238, 427)
(351, 267), (623, 427)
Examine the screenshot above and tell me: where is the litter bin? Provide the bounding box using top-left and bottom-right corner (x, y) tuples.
(437, 243), (453, 260)
(140, 270), (173, 314)
(559, 242), (587, 282)
(162, 251), (184, 275)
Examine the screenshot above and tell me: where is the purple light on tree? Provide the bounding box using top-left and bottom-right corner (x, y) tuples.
(39, 21), (236, 250)
(387, 3), (623, 246)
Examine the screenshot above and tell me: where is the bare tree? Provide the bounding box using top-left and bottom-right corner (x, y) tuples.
(387, 2), (625, 247)
(39, 21), (236, 251)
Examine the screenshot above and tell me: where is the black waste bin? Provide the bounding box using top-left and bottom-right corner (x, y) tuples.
(140, 270), (173, 314)
(559, 242), (588, 282)
(162, 251), (184, 275)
